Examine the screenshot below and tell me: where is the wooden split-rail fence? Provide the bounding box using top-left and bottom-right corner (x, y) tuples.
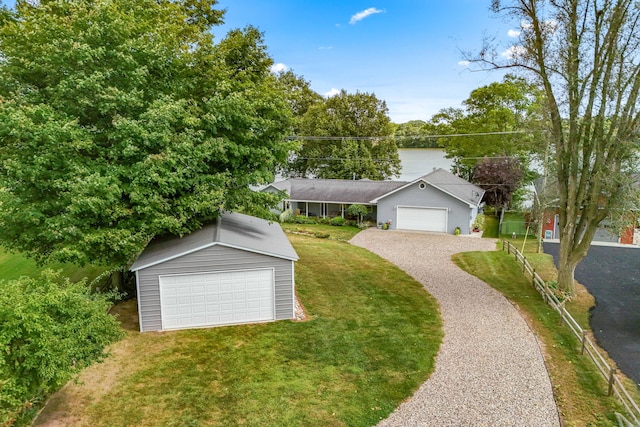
(502, 240), (640, 427)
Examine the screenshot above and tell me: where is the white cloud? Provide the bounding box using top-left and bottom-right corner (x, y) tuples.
(324, 88), (341, 98)
(458, 60), (470, 67)
(520, 19), (557, 33)
(270, 63), (288, 73)
(507, 29), (521, 38)
(318, 46), (333, 50)
(501, 45), (527, 59)
(521, 19), (533, 30)
(350, 7), (384, 24)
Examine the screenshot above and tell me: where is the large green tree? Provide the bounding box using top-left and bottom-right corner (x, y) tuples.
(286, 89), (401, 179)
(429, 74), (544, 180)
(274, 70), (323, 134)
(484, 0), (640, 294)
(0, 0), (292, 267)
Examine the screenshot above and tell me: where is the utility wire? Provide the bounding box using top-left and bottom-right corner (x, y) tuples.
(286, 130), (534, 141)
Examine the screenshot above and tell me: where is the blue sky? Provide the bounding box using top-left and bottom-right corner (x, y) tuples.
(215, 1), (519, 123)
(3, 0), (520, 123)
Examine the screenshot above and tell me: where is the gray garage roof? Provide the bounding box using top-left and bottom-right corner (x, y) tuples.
(373, 168), (485, 207)
(268, 178), (406, 204)
(130, 212), (298, 271)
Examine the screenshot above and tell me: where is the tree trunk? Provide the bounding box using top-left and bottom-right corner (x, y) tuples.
(557, 239), (577, 295)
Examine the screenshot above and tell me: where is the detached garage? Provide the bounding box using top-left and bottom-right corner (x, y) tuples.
(130, 212), (299, 332)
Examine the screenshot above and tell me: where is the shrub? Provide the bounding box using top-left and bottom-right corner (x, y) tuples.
(0, 271), (124, 425)
(279, 209), (296, 223)
(314, 232), (330, 239)
(330, 216), (345, 226)
(294, 215), (317, 224)
(346, 204), (369, 225)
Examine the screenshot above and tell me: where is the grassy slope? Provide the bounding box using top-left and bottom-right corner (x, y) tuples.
(453, 248), (628, 426)
(35, 232), (443, 427)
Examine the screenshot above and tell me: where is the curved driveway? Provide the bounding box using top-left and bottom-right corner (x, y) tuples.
(350, 229), (560, 427)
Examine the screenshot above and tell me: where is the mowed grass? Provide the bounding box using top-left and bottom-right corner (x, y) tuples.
(35, 232), (443, 427)
(0, 249), (107, 283)
(453, 249), (629, 426)
(281, 222), (362, 241)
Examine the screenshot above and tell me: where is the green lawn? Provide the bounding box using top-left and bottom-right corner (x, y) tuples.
(0, 249), (107, 283)
(453, 249), (630, 427)
(281, 222), (362, 241)
(479, 213), (499, 238)
(34, 231), (443, 427)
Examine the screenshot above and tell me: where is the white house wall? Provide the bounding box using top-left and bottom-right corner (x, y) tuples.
(137, 245), (294, 332)
(377, 182), (475, 234)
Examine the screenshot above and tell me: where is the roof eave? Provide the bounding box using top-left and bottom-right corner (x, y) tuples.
(130, 241), (298, 272)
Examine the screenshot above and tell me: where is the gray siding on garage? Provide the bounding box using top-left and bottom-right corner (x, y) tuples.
(137, 245), (294, 332)
(377, 182), (474, 234)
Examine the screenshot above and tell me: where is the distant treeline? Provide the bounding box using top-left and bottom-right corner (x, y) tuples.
(392, 120), (442, 149)
(394, 136), (441, 149)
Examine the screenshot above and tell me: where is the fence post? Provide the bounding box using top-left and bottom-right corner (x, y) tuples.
(580, 331), (587, 355)
(608, 368), (617, 396)
(532, 269), (536, 286)
(523, 257), (527, 273)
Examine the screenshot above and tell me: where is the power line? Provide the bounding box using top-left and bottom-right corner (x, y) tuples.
(286, 130), (534, 141)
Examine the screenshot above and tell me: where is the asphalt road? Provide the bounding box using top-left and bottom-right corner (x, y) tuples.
(544, 242), (640, 386)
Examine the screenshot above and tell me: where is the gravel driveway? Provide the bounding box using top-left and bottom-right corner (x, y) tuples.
(350, 229), (560, 427)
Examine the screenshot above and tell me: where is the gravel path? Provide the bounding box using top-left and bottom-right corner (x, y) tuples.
(350, 229), (560, 427)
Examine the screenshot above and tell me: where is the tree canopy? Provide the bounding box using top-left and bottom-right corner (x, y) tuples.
(274, 70), (323, 134)
(0, 0), (292, 267)
(483, 0), (640, 294)
(428, 74), (544, 181)
(286, 89), (401, 180)
(472, 157), (525, 208)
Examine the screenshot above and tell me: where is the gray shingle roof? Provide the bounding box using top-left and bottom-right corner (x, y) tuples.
(269, 178), (406, 204)
(130, 212), (298, 271)
(269, 169), (484, 207)
(418, 168), (485, 206)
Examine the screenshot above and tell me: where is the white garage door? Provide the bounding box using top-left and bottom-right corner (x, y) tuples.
(159, 269), (274, 330)
(397, 206), (448, 232)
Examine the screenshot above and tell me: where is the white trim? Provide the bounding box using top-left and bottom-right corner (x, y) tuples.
(262, 183), (284, 192)
(217, 242), (298, 262)
(370, 179), (423, 202)
(135, 271), (144, 332)
(289, 198), (376, 206)
(291, 262), (296, 319)
(131, 242), (298, 272)
(371, 178), (483, 207)
(158, 267), (276, 331)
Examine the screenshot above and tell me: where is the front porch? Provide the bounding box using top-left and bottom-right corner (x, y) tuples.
(289, 201), (377, 221)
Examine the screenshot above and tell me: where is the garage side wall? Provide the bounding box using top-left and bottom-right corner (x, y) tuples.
(377, 183), (473, 234)
(137, 245), (294, 332)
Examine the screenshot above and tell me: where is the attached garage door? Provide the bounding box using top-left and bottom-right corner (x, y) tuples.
(397, 206), (447, 232)
(159, 269), (274, 330)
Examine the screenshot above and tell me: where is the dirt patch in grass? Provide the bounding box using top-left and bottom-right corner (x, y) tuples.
(108, 299), (140, 331)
